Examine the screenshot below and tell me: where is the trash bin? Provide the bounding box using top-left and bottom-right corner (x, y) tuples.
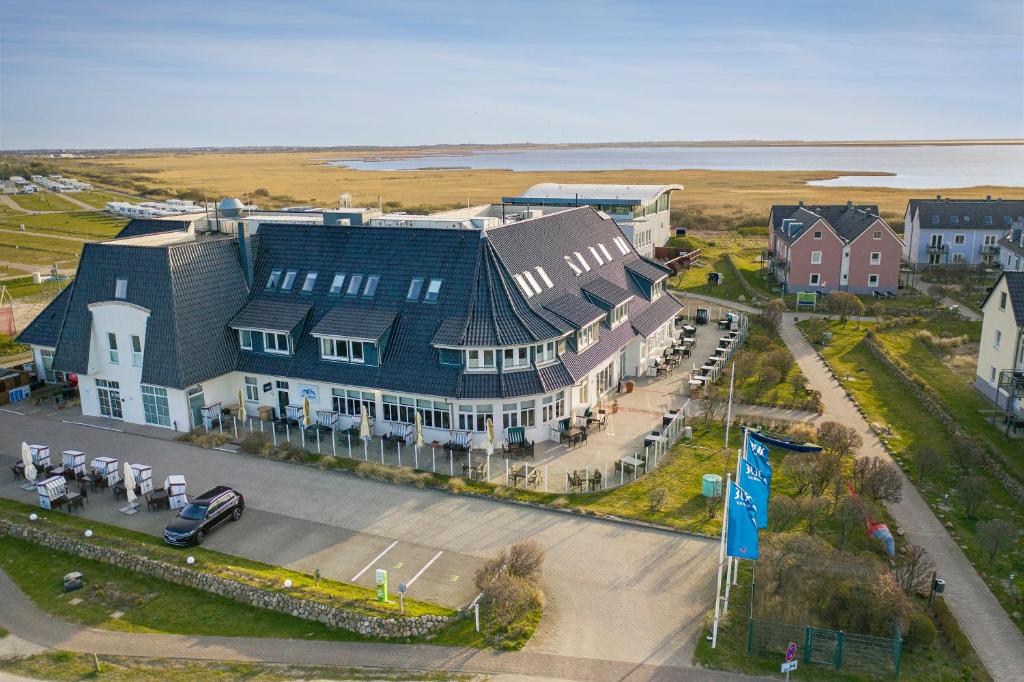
(63, 571), (83, 592)
(258, 405), (274, 422)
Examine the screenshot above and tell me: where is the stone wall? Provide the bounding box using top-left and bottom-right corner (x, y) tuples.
(863, 337), (1024, 505)
(0, 520), (450, 638)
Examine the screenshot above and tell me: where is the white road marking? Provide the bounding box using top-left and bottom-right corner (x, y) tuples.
(0, 408), (25, 416)
(61, 420), (123, 432)
(406, 551), (443, 588)
(351, 540), (398, 581)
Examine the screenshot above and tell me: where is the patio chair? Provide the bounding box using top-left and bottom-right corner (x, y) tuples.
(567, 470), (585, 493)
(462, 460), (487, 481)
(586, 409), (607, 432)
(446, 430), (472, 457)
(589, 469), (603, 491)
(385, 422), (415, 445)
(550, 418), (572, 444)
(525, 467), (541, 488)
(502, 426), (534, 459)
(65, 490), (84, 513)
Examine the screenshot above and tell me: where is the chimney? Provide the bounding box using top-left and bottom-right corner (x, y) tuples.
(236, 221), (254, 287)
(847, 200), (853, 208)
(935, 194), (941, 200)
(798, 200), (804, 207)
(986, 194), (992, 200)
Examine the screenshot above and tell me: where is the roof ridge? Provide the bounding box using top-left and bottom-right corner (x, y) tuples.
(165, 244), (188, 389)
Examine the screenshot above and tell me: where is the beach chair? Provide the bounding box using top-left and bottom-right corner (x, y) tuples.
(446, 430), (472, 457)
(502, 426), (534, 459)
(550, 418), (572, 444)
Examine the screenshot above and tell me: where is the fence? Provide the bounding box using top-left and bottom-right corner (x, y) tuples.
(748, 617), (902, 677)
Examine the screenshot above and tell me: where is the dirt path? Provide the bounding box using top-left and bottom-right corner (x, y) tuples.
(40, 188), (99, 212)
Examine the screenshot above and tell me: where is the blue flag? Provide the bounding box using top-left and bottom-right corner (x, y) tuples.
(726, 481), (759, 560)
(746, 432), (772, 475)
(740, 457), (770, 529)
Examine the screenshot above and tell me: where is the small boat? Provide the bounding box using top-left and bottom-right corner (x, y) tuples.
(748, 429), (823, 453)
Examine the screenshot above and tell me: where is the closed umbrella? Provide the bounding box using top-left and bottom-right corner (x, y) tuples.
(485, 418), (495, 457)
(123, 461), (138, 506)
(414, 411), (424, 449)
(21, 442), (37, 483)
(303, 397), (312, 428)
(359, 406), (371, 441)
(237, 389), (247, 423)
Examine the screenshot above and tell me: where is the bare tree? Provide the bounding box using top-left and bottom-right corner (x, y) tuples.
(733, 350), (758, 384)
(800, 496), (831, 535)
(699, 383), (725, 424)
(948, 444), (974, 481)
(753, 366), (782, 399)
(832, 495), (864, 551)
(758, 298), (785, 332)
(816, 421), (863, 458)
(892, 544), (936, 596)
(824, 291), (866, 322)
(763, 348), (795, 377)
(506, 540), (545, 583)
(789, 371), (806, 407)
(783, 453), (817, 497)
(910, 447), (933, 483)
(976, 519), (1016, 565)
(769, 496), (802, 533)
(959, 475), (989, 519)
(854, 457), (903, 503)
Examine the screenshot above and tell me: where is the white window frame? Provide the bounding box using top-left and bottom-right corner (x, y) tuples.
(535, 340), (557, 365)
(503, 346), (530, 370)
(813, 231), (822, 240)
(264, 332), (290, 355)
(280, 270), (297, 291)
(809, 273), (820, 286)
(810, 250), (822, 265)
(115, 278), (128, 299)
(610, 302), (628, 327)
(466, 348), (496, 371)
(140, 385), (171, 427)
(107, 332), (119, 364)
(329, 273), (346, 295)
(868, 274), (879, 288)
(577, 321), (599, 351)
(244, 376), (259, 402)
(407, 278), (424, 301)
(954, 234), (966, 245)
(458, 403), (494, 432)
(423, 278), (442, 303)
(239, 329), (253, 350)
(302, 272), (317, 292)
(870, 252), (881, 265)
(994, 329), (1002, 349)
(131, 334), (143, 367)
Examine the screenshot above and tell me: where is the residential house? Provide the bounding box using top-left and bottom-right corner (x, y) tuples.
(19, 206), (681, 447)
(502, 184), (683, 258)
(767, 202), (902, 294)
(903, 196), (1024, 266)
(998, 226), (1024, 272)
(974, 271), (1024, 420)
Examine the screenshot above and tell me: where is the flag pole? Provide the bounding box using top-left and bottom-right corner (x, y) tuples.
(732, 428), (749, 587)
(711, 474), (732, 649)
(722, 368), (739, 608)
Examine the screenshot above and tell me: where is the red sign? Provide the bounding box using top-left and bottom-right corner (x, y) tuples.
(786, 641), (797, 662)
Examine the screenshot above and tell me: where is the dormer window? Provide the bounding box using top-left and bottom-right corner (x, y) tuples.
(264, 332), (290, 355)
(115, 278), (128, 299)
(238, 329), (253, 350)
(466, 348), (496, 371)
(407, 278), (424, 300)
(281, 270), (297, 291)
(302, 272), (317, 292)
(347, 274), (363, 295)
(577, 321), (599, 351)
(423, 278), (442, 303)
(266, 270), (282, 289)
(363, 275), (380, 297)
(610, 302), (628, 327)
(503, 346), (529, 370)
(535, 340), (557, 365)
(329, 274), (346, 294)
(651, 279), (664, 301)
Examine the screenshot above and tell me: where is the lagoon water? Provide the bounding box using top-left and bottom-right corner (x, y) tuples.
(331, 144), (1024, 189)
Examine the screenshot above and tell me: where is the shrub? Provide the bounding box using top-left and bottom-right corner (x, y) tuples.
(354, 462), (430, 487)
(933, 598), (974, 661)
(506, 540), (545, 584)
(446, 477), (467, 494)
(318, 455), (338, 470)
(238, 433), (273, 456)
(176, 429), (231, 449)
(976, 518), (1017, 565)
(905, 611), (937, 650)
(959, 475), (988, 518)
(648, 487), (668, 512)
(892, 544), (935, 596)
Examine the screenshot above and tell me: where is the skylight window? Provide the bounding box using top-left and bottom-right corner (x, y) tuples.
(407, 278), (424, 301)
(513, 273), (534, 298)
(114, 278), (128, 300)
(523, 271), (543, 295)
(281, 270), (297, 291)
(574, 252), (591, 272)
(598, 243), (613, 261)
(535, 266), (554, 288)
(363, 275), (380, 297)
(613, 237), (630, 255)
(564, 256), (582, 276)
(588, 246), (604, 265)
(329, 274), (345, 294)
(423, 278), (443, 303)
(347, 274), (363, 295)
(302, 272), (317, 292)
(266, 270), (282, 289)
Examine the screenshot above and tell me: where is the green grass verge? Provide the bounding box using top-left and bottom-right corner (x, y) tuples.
(693, 563), (987, 681)
(798, 320), (1024, 634)
(0, 625), (7, 638)
(669, 232), (777, 303)
(7, 192), (83, 212)
(0, 334), (29, 357)
(71, 189), (140, 209)
(0, 651), (468, 681)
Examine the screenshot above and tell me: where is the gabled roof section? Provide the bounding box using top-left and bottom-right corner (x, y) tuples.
(114, 219), (192, 240)
(581, 275), (633, 307)
(230, 300), (312, 334)
(631, 293), (683, 337)
(542, 293), (607, 329)
(17, 284), (73, 347)
(312, 307), (396, 341)
(983, 271), (1024, 326)
(625, 257), (670, 284)
(909, 197), (1024, 229)
(999, 230), (1024, 258)
(770, 203), (885, 245)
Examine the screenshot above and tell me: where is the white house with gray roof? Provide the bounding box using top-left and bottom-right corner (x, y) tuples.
(19, 207), (681, 447)
(502, 184), (683, 258)
(974, 271), (1024, 425)
(903, 196), (1024, 266)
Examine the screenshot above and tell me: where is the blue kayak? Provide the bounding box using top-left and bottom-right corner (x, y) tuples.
(749, 429), (823, 453)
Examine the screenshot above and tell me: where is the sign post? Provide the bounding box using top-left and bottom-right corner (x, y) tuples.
(782, 641), (798, 680)
(375, 569), (388, 603)
(398, 582), (407, 614)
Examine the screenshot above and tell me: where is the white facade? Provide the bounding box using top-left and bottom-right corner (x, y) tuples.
(974, 276), (1024, 406)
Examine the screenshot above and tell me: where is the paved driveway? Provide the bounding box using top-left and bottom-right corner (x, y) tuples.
(0, 411), (718, 667)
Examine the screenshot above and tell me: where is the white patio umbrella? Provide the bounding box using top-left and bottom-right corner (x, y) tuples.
(123, 461), (138, 506)
(414, 411), (424, 449)
(21, 442), (37, 483)
(485, 418), (495, 457)
(359, 406), (371, 441)
(237, 389), (247, 423)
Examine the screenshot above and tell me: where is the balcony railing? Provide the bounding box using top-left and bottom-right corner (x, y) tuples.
(927, 244), (949, 254)
(981, 245), (1001, 255)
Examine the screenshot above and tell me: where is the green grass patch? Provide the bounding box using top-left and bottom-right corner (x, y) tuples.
(0, 651), (470, 681)
(798, 320), (1024, 633)
(0, 334), (29, 357)
(0, 208), (128, 240)
(8, 192), (83, 212)
(70, 189), (140, 209)
(669, 232), (777, 303)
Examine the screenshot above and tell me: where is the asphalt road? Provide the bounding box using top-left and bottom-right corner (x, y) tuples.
(0, 410), (718, 667)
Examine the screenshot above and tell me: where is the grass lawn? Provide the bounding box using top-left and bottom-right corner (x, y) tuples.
(0, 652), (467, 682)
(71, 189), (140, 209)
(8, 192), (83, 213)
(0, 274), (71, 299)
(0, 231), (83, 267)
(733, 318), (818, 411)
(0, 334), (29, 357)
(693, 564), (987, 682)
(799, 320), (1024, 633)
(0, 208), (128, 240)
(669, 232), (777, 304)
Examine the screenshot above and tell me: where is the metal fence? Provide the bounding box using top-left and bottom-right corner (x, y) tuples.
(748, 617), (903, 677)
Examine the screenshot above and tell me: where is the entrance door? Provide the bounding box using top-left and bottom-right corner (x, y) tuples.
(96, 379), (123, 419)
(188, 387), (204, 429)
(276, 381), (290, 418)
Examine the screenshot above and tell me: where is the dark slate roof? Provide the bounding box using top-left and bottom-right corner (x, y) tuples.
(908, 198), (1024, 229)
(983, 271), (1024, 326)
(631, 293), (683, 337)
(114, 219), (192, 239)
(560, 319), (636, 382)
(542, 293), (607, 328)
(625, 257), (671, 284)
(999, 230), (1024, 258)
(230, 300), (312, 333)
(51, 237), (248, 388)
(770, 204), (886, 245)
(581, 275), (633, 306)
(312, 307), (396, 340)
(16, 284), (73, 347)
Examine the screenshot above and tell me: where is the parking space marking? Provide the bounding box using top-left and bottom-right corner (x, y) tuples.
(350, 540), (398, 581)
(449, 575), (460, 582)
(406, 551), (443, 588)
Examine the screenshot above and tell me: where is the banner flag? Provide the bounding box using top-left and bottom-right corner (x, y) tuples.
(726, 481), (759, 560)
(740, 457), (770, 528)
(745, 432), (772, 475)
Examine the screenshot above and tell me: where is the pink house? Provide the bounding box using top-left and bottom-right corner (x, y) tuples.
(767, 202), (903, 294)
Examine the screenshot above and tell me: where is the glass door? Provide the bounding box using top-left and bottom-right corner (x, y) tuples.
(96, 379), (123, 419)
(188, 386), (205, 428)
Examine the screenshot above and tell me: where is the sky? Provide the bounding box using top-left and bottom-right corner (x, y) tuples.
(1, 0), (1022, 149)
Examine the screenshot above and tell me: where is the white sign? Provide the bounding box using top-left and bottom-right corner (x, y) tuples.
(781, 660), (798, 673)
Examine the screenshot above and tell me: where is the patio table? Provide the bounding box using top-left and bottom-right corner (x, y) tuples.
(616, 456), (646, 476)
(82, 473), (103, 492)
(567, 427), (588, 449)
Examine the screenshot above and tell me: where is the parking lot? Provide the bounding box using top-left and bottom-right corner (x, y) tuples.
(0, 410), (718, 666)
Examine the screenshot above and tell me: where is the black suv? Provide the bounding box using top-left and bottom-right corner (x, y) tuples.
(163, 486), (245, 546)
